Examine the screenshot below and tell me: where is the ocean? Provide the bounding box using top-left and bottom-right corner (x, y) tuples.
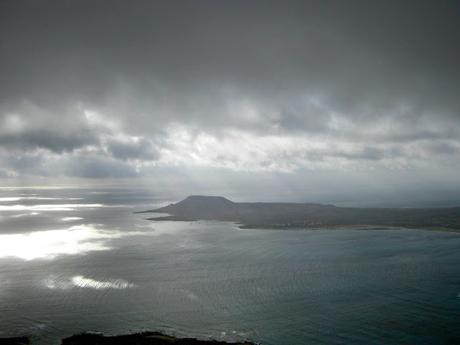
(0, 187), (459, 344)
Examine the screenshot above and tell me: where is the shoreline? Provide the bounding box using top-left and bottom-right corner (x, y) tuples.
(238, 223), (460, 233)
(146, 215), (460, 233)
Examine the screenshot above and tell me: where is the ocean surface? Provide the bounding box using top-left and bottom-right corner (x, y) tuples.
(0, 187), (460, 345)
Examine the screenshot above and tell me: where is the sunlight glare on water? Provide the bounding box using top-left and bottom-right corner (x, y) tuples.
(0, 188), (459, 345)
(0, 225), (117, 260)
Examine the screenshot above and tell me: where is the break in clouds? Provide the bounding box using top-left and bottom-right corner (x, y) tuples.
(1, 0), (460, 203)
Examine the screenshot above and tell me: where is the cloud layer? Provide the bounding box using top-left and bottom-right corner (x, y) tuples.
(1, 0), (460, 202)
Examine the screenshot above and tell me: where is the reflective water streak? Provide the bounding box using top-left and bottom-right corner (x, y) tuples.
(44, 275), (135, 290)
(0, 225), (145, 260)
(61, 217), (84, 222)
(0, 204), (105, 212)
(0, 188), (459, 345)
(0, 197), (82, 202)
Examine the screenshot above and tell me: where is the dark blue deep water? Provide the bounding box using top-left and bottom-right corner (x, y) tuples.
(0, 188), (459, 344)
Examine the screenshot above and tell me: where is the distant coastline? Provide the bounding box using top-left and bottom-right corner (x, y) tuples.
(144, 195), (460, 232)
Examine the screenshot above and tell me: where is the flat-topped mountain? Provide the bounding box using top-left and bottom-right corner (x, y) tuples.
(158, 195), (237, 218)
(148, 196), (460, 231)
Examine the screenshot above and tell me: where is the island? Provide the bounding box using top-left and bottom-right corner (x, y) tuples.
(0, 332), (256, 345)
(145, 195), (460, 231)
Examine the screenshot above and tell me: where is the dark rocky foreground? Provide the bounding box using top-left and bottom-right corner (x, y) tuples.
(0, 337), (29, 345)
(0, 332), (256, 345)
(147, 195), (460, 231)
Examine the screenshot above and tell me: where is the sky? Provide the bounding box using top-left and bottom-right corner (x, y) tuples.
(1, 0), (460, 205)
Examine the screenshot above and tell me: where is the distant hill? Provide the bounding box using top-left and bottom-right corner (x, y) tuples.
(157, 195), (238, 219)
(148, 196), (460, 231)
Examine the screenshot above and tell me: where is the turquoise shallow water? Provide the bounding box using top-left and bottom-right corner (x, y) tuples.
(0, 188), (460, 345)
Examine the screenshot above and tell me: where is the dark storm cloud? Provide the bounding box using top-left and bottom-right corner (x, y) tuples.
(0, 0), (460, 198)
(0, 128), (99, 153)
(1, 0), (459, 124)
(106, 137), (159, 161)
